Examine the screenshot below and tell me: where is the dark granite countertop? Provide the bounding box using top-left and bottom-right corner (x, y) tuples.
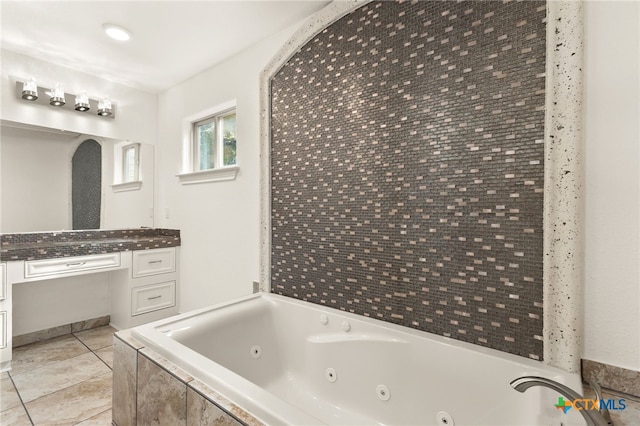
(0, 228), (181, 261)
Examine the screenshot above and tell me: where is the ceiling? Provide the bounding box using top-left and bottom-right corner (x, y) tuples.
(0, 1), (330, 94)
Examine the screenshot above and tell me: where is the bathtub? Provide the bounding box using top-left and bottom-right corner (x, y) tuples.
(132, 292), (587, 425)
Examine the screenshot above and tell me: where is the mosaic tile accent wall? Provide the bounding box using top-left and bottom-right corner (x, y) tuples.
(72, 139), (102, 230)
(270, 0), (547, 359)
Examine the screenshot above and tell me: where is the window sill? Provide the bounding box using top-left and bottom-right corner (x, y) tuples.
(111, 181), (143, 192)
(177, 166), (239, 185)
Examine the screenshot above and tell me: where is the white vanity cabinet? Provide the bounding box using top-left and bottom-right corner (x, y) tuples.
(110, 247), (180, 330)
(0, 245), (180, 372)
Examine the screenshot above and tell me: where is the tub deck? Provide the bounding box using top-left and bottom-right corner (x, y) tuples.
(131, 293), (587, 425)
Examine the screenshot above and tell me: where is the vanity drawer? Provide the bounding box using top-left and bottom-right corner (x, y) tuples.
(0, 264), (5, 301)
(131, 281), (176, 316)
(0, 311), (6, 349)
(24, 253), (121, 279)
(132, 248), (176, 277)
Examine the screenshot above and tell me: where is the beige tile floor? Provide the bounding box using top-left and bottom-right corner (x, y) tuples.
(1, 326), (115, 426)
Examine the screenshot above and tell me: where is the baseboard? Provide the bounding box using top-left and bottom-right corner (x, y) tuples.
(13, 315), (111, 347)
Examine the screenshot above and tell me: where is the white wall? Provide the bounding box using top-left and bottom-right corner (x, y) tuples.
(155, 23), (303, 312)
(0, 125), (74, 232)
(12, 274), (110, 336)
(583, 1), (640, 371)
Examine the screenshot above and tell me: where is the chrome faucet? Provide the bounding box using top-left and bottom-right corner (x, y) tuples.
(510, 376), (611, 426)
(589, 381), (614, 425)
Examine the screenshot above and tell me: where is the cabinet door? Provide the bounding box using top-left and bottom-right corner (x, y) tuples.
(0, 311), (6, 349)
(132, 248), (176, 277)
(0, 264), (5, 301)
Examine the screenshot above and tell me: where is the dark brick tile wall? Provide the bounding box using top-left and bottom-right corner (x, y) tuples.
(270, 0), (546, 360)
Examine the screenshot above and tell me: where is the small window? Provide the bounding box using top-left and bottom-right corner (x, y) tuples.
(193, 110), (236, 171)
(122, 143), (140, 182)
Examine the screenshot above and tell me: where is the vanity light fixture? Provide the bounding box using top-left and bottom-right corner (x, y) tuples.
(103, 23), (131, 42)
(16, 79), (116, 118)
(75, 91), (90, 112)
(21, 78), (38, 100)
(49, 83), (65, 106)
(97, 97), (113, 116)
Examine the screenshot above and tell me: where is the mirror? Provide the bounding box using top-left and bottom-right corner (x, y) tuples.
(0, 121), (154, 233)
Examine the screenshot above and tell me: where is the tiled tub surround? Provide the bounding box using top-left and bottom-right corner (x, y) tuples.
(270, 1), (547, 360)
(0, 228), (181, 261)
(113, 330), (259, 426)
(125, 293), (588, 425)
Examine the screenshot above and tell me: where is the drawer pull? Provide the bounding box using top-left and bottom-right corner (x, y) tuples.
(66, 261), (87, 267)
(147, 295), (162, 300)
(148, 260), (163, 264)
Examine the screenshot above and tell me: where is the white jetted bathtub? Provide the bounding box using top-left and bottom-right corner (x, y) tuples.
(132, 292), (586, 425)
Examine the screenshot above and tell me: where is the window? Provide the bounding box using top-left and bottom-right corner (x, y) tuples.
(178, 101), (238, 185)
(193, 110), (236, 171)
(112, 141), (142, 192)
(122, 143), (140, 182)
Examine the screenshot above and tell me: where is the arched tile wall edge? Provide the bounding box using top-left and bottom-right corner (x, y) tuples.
(543, 1), (584, 373)
(259, 0), (584, 373)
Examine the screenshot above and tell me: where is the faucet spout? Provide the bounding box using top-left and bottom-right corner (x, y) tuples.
(589, 381), (614, 425)
(510, 376), (611, 426)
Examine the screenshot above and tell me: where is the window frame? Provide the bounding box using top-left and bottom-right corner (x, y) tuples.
(122, 142), (140, 183)
(177, 100), (239, 185)
(192, 108), (236, 172)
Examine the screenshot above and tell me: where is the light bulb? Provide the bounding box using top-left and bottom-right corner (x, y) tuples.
(49, 84), (65, 106)
(98, 97), (113, 116)
(75, 91), (90, 112)
(21, 78), (38, 101)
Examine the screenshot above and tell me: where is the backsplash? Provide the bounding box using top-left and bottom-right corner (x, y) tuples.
(270, 0), (546, 359)
(0, 228), (181, 261)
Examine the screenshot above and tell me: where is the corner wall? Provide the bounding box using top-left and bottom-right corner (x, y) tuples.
(583, 0), (640, 372)
(155, 23), (307, 312)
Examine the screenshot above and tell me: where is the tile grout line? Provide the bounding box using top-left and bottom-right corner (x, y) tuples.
(68, 331), (115, 424)
(11, 330), (115, 425)
(71, 407), (112, 426)
(7, 372), (35, 426)
(72, 331), (114, 371)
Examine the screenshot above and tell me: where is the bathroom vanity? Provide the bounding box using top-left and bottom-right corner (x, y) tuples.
(0, 228), (181, 372)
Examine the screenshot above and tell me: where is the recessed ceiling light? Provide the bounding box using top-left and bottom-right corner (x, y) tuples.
(103, 23), (131, 41)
